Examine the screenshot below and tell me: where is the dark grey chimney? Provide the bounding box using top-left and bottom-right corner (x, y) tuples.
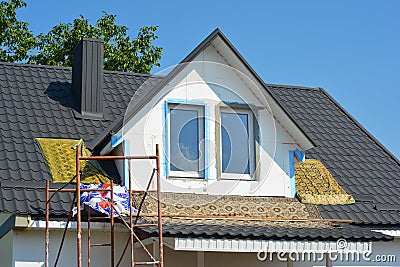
(72, 38), (104, 118)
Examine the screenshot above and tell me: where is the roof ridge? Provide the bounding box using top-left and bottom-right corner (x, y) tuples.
(0, 61), (72, 70)
(103, 69), (163, 78)
(0, 62), (165, 79)
(266, 83), (321, 91)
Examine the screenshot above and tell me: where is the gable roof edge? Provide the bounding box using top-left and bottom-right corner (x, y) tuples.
(212, 30), (316, 149)
(319, 87), (399, 165)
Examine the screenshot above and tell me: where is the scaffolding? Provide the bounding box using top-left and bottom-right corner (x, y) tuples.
(45, 144), (164, 267)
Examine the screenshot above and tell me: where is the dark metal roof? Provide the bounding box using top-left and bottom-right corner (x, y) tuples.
(268, 84), (400, 226)
(137, 223), (392, 242)
(0, 62), (161, 215)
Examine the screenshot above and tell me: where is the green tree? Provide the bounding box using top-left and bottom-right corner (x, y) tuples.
(30, 13), (162, 74)
(0, 0), (36, 62)
(0, 0), (162, 74)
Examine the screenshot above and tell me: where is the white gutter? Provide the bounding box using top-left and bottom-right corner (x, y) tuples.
(29, 220), (128, 232)
(164, 237), (372, 253)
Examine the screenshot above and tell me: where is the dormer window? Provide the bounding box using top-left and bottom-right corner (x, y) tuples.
(219, 107), (256, 180)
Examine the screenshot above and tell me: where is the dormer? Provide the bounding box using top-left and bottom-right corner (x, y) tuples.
(105, 29), (315, 197)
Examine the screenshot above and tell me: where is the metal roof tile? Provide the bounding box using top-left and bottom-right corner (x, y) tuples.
(0, 63), (156, 214)
(138, 223), (391, 241)
(269, 85), (400, 225)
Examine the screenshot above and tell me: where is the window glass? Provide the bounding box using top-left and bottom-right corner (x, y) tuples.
(221, 112), (250, 174)
(169, 106), (204, 174)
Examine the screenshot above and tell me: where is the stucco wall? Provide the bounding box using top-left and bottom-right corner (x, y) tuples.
(0, 229), (13, 267)
(11, 228), (150, 267)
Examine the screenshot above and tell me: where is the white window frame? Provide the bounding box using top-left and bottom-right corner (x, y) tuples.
(219, 107), (256, 180)
(167, 103), (205, 178)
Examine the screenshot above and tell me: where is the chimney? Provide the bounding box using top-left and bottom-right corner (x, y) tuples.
(72, 38), (104, 119)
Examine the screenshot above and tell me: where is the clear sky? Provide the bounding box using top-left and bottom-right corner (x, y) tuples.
(19, 0), (400, 159)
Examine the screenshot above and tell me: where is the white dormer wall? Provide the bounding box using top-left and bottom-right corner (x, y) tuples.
(118, 45), (301, 197)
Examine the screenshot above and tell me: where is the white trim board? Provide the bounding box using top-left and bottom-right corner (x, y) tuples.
(164, 237), (372, 253)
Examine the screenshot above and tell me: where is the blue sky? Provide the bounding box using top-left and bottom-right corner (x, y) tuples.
(20, 0), (400, 158)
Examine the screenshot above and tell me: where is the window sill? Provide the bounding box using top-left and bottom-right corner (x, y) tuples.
(167, 176), (206, 180)
(220, 173), (254, 181)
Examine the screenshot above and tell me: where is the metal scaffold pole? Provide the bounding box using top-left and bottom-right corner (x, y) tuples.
(76, 145), (82, 267)
(156, 144), (164, 267)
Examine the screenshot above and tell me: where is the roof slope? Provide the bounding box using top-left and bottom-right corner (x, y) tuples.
(0, 62), (160, 214)
(130, 192), (392, 242)
(139, 223), (391, 242)
(268, 84), (400, 225)
(128, 190), (392, 243)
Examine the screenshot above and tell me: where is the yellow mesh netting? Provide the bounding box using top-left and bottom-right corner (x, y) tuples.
(36, 138), (111, 184)
(295, 159), (355, 205)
